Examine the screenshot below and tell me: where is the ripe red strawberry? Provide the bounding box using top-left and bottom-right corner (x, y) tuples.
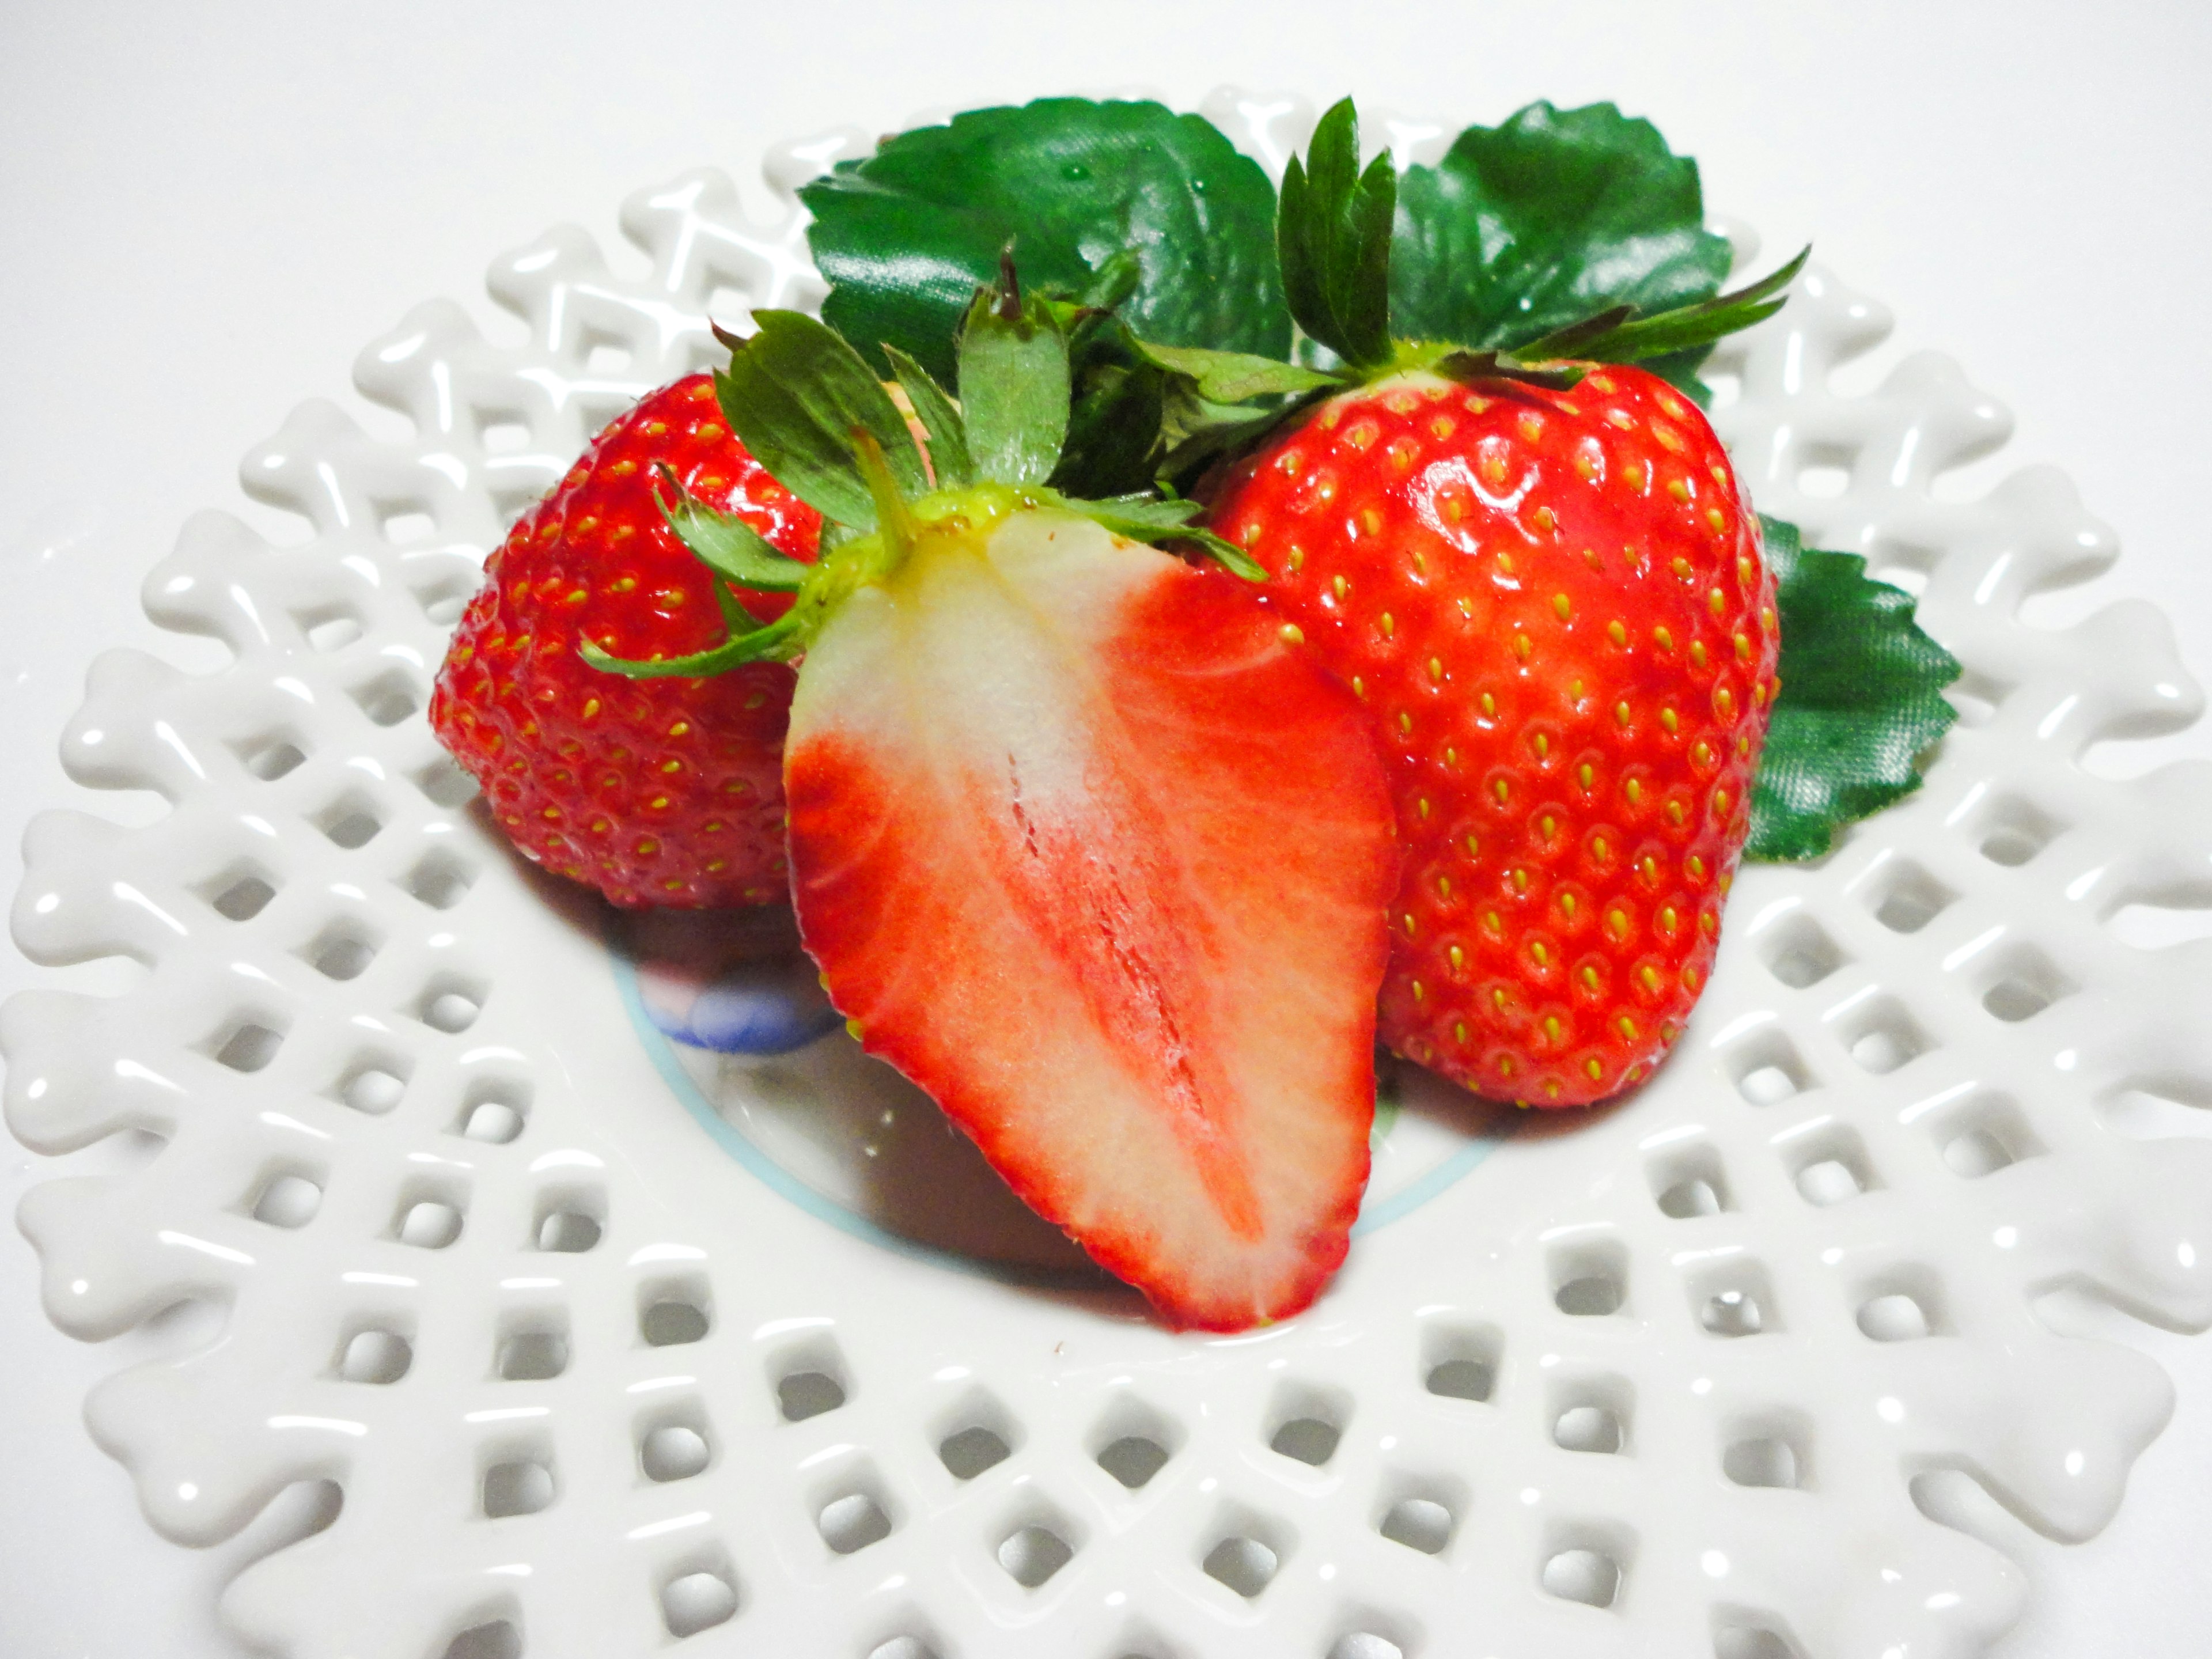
(1210, 366), (1777, 1107)
(430, 374), (820, 908)
(1148, 99), (1804, 1107)
(618, 288), (1397, 1330)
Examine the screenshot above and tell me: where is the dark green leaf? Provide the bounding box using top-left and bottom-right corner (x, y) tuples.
(801, 98), (1289, 383)
(881, 344), (975, 489)
(1278, 99), (1397, 370)
(1391, 101), (1734, 358)
(653, 467), (808, 592)
(1748, 516), (1962, 861)
(957, 280), (1070, 488)
(715, 310), (926, 529)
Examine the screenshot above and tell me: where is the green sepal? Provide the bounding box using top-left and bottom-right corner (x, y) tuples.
(1278, 98), (1397, 371)
(1042, 489), (1266, 582)
(1516, 248), (1810, 366)
(1426, 347), (1585, 392)
(1051, 312), (1168, 499)
(1080, 248), (1143, 312)
(652, 464), (808, 592)
(580, 601), (811, 679)
(957, 261), (1071, 488)
(1747, 516), (1963, 861)
(1104, 336), (1342, 492)
(1073, 491), (1206, 532)
(1164, 524), (1269, 582)
(1154, 389), (1334, 494)
(881, 343), (975, 489)
(1129, 339), (1342, 404)
(714, 310), (927, 531)
(801, 97), (1289, 384)
(1501, 303), (1637, 362)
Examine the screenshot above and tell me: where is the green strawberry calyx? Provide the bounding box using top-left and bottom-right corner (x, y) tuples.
(1280, 98), (1808, 387)
(1121, 99), (1806, 488)
(582, 256), (1263, 680)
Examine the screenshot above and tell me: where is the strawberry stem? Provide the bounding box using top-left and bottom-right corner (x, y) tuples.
(852, 428), (920, 563)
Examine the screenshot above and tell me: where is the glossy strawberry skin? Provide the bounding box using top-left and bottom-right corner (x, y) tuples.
(784, 509), (1396, 1330)
(1209, 366), (1779, 1106)
(430, 375), (821, 908)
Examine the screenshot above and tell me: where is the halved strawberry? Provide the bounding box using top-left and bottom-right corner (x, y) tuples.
(786, 508), (1394, 1328)
(591, 276), (1398, 1329)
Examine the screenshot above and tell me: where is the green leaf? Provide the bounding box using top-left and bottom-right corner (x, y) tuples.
(957, 272), (1070, 488)
(1391, 101), (1734, 359)
(801, 97), (1289, 384)
(1278, 99), (1397, 370)
(1748, 517), (1962, 861)
(714, 310), (926, 530)
(881, 343), (975, 489)
(653, 465), (808, 592)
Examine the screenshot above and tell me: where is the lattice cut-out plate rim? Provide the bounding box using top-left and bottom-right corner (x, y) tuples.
(6, 89), (2212, 1659)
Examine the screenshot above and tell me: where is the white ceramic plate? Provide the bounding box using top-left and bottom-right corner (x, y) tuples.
(9, 93), (2211, 1659)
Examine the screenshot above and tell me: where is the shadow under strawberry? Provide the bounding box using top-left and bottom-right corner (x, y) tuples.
(618, 905), (1117, 1287)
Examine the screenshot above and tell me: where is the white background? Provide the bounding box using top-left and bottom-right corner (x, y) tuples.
(3, 2), (2209, 1654)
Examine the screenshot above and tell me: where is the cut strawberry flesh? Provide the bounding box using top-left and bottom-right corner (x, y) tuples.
(785, 509), (1397, 1330)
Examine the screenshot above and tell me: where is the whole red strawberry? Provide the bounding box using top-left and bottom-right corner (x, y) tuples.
(1210, 366), (1777, 1105)
(430, 374), (820, 908)
(1168, 99), (1801, 1107)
